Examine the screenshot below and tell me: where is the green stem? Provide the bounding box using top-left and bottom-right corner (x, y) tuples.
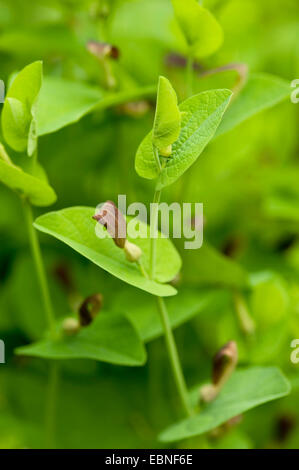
(186, 54), (194, 97)
(22, 199), (56, 339)
(149, 189), (161, 279)
(138, 259), (149, 279)
(148, 183), (191, 416)
(232, 290), (255, 336)
(45, 361), (59, 448)
(153, 145), (162, 173)
(156, 297), (192, 416)
(0, 143), (13, 164)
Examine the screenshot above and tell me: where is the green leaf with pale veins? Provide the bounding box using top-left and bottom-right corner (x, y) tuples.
(159, 367), (290, 442)
(1, 61), (42, 156)
(171, 0), (223, 58)
(34, 206), (181, 297)
(135, 89), (232, 189)
(153, 76), (181, 155)
(15, 313), (146, 366)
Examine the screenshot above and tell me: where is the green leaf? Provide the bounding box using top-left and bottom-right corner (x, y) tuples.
(0, 158), (56, 207)
(250, 275), (289, 329)
(263, 193), (299, 222)
(153, 76), (181, 155)
(171, 0), (223, 58)
(37, 76), (103, 136)
(15, 313), (146, 366)
(216, 73), (290, 138)
(2, 98), (28, 152)
(183, 242), (249, 289)
(110, 286), (216, 342)
(1, 61), (42, 156)
(34, 206), (180, 297)
(37, 76), (156, 136)
(136, 89), (232, 188)
(159, 367), (290, 442)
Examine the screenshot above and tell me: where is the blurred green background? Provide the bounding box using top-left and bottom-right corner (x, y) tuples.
(0, 0), (299, 449)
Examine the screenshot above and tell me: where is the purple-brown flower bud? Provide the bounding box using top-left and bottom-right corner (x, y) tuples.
(200, 341), (238, 404)
(212, 341), (238, 386)
(79, 293), (103, 327)
(93, 201), (127, 249)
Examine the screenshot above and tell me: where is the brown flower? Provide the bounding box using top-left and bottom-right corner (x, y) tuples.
(93, 201), (126, 248)
(87, 40), (119, 60)
(212, 340), (238, 386)
(200, 341), (238, 404)
(79, 293), (103, 327)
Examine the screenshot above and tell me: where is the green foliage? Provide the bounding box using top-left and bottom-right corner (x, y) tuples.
(2, 61), (42, 156)
(183, 242), (249, 289)
(34, 207), (180, 296)
(136, 89), (232, 188)
(159, 367), (290, 442)
(217, 73), (291, 137)
(16, 313), (146, 366)
(171, 0), (223, 58)
(37, 77), (156, 136)
(0, 155), (56, 206)
(152, 76), (181, 155)
(250, 274), (289, 329)
(0, 0), (297, 451)
(110, 286), (217, 342)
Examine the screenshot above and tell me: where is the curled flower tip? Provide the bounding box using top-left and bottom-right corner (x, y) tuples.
(124, 240), (142, 263)
(200, 341), (238, 404)
(79, 293), (103, 327)
(93, 200), (127, 248)
(87, 40), (119, 60)
(62, 317), (80, 336)
(212, 340), (238, 387)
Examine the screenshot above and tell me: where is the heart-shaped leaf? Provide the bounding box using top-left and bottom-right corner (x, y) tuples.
(183, 242), (249, 289)
(37, 76), (156, 136)
(34, 206), (180, 296)
(15, 313), (146, 366)
(171, 0), (223, 58)
(135, 89), (232, 189)
(1, 61), (42, 156)
(109, 286), (218, 342)
(0, 157), (56, 207)
(216, 73), (290, 138)
(159, 366), (290, 442)
(153, 76), (181, 155)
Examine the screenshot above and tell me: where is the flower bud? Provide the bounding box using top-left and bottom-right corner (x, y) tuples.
(212, 340), (238, 387)
(62, 317), (80, 335)
(79, 293), (103, 326)
(87, 40), (119, 60)
(93, 201), (126, 248)
(118, 100), (150, 118)
(200, 341), (238, 404)
(159, 145), (172, 157)
(124, 240), (142, 262)
(200, 384), (218, 403)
